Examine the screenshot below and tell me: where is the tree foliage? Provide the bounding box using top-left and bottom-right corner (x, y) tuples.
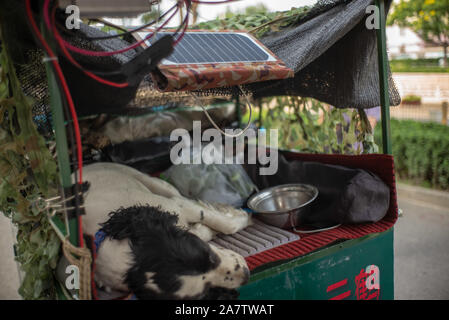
(243, 97), (378, 155)
(387, 0), (449, 64)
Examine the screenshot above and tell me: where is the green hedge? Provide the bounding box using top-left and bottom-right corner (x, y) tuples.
(375, 119), (449, 190)
(390, 58), (449, 73)
(402, 94), (421, 104)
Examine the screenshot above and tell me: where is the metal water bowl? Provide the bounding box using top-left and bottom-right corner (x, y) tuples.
(247, 184), (318, 230)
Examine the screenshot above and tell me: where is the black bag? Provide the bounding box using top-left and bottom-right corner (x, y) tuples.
(244, 155), (390, 228)
(101, 136), (174, 174)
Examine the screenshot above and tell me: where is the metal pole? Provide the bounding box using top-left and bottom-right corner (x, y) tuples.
(45, 66), (80, 247)
(442, 101), (448, 125)
(375, 0), (392, 155)
(375, 2), (395, 302)
(42, 22), (80, 247)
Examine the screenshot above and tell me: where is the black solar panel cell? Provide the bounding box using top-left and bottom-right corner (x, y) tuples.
(147, 32), (271, 64)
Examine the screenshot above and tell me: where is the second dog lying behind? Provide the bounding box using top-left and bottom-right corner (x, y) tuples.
(81, 162), (252, 299)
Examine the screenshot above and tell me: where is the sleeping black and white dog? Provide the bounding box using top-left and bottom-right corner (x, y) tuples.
(81, 162), (251, 300)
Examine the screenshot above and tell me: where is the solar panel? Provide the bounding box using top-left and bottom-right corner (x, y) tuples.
(143, 32), (276, 65)
(134, 30), (294, 92)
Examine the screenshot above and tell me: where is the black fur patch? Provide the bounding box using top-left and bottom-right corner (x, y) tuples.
(99, 205), (225, 300)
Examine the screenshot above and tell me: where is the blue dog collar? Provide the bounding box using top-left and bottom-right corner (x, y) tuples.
(94, 230), (106, 253)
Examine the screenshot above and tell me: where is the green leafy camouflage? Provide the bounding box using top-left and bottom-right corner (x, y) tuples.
(193, 6), (311, 38)
(0, 26), (60, 299)
(244, 96), (379, 155)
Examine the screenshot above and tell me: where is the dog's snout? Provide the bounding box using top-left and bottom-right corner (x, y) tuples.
(242, 267), (250, 285)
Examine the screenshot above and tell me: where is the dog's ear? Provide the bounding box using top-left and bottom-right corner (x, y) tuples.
(99, 205), (179, 240)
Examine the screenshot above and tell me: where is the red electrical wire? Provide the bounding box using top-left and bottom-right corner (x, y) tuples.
(46, 0), (232, 59)
(48, 5), (129, 88)
(48, 1), (183, 88)
(39, 0), (83, 182)
(26, 0), (84, 247)
(45, 2), (179, 57)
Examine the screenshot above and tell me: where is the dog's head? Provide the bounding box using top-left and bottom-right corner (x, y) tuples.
(100, 205), (250, 299)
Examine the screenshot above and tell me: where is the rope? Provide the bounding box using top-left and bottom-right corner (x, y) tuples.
(44, 190), (92, 299)
(62, 238), (92, 300)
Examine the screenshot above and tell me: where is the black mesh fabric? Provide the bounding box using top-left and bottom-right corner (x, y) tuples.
(200, 0), (401, 108)
(15, 49), (53, 137)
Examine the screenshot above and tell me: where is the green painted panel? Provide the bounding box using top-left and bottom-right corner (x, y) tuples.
(239, 229), (394, 300)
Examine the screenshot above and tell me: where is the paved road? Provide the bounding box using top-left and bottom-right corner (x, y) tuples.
(1, 193), (448, 300)
(395, 196), (449, 300)
(0, 214), (20, 300)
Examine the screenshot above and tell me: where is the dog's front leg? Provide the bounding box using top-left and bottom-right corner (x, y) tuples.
(171, 197), (251, 235)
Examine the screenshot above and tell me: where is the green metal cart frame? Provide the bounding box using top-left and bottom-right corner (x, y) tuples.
(45, 0), (395, 300)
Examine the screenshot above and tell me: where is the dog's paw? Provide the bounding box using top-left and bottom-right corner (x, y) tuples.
(193, 200), (251, 234)
(216, 212), (251, 234)
(189, 223), (217, 242)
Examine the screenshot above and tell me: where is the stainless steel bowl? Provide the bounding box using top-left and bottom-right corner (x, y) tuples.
(247, 184), (318, 229)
